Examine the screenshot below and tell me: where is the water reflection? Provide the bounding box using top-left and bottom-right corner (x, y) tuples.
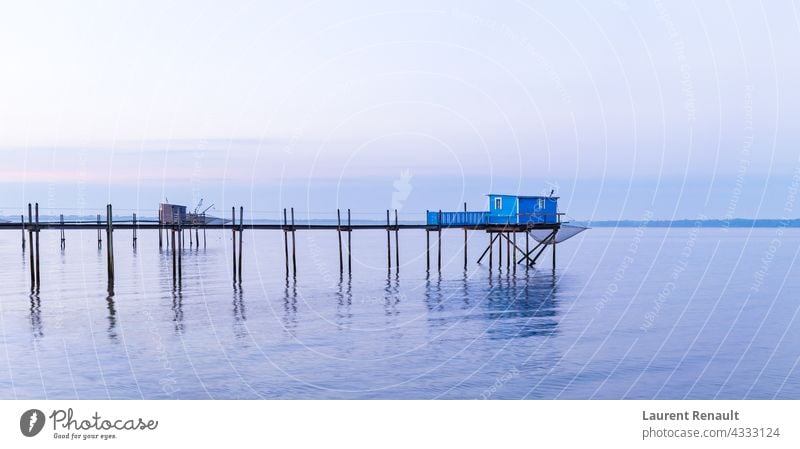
(425, 271), (561, 340)
(384, 272), (401, 317)
(484, 274), (559, 339)
(29, 291), (43, 339)
(335, 274), (353, 329)
(106, 286), (118, 341)
(423, 273), (443, 313)
(282, 278), (297, 335)
(171, 288), (184, 334)
(232, 285), (247, 340)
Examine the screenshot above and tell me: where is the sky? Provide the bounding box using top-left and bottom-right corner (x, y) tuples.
(1, 0), (799, 221)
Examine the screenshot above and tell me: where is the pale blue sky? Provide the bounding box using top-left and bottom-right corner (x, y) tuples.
(1, 1), (798, 220)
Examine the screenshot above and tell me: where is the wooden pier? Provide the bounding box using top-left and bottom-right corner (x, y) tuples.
(1, 202), (564, 290)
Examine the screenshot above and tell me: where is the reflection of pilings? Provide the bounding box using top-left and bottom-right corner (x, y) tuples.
(106, 292), (117, 341)
(233, 286), (246, 323)
(171, 289), (184, 334)
(29, 292), (42, 339)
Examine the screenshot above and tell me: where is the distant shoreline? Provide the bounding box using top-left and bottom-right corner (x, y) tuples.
(573, 219), (800, 228)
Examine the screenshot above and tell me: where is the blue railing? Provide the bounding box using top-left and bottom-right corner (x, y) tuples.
(426, 211), (562, 226)
(427, 211), (489, 226)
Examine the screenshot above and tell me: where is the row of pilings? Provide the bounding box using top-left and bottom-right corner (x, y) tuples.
(18, 204), (557, 291)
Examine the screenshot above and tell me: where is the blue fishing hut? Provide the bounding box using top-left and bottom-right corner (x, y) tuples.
(426, 194), (560, 226)
(488, 194), (559, 225)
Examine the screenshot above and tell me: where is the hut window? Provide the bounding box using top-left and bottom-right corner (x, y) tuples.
(538, 198), (545, 209)
(494, 198), (502, 210)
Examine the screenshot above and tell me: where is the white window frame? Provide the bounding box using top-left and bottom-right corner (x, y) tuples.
(538, 198), (545, 209)
(494, 197), (502, 210)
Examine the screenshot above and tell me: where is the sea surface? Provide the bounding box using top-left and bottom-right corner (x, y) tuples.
(0, 226), (798, 399)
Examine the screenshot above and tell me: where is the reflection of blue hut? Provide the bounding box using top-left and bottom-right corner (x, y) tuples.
(426, 193), (560, 226)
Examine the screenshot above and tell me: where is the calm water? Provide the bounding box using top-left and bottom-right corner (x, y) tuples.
(0, 226), (798, 399)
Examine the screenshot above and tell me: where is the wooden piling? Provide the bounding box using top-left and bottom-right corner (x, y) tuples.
(60, 214), (65, 249)
(290, 208), (297, 276)
(232, 206), (237, 282)
(425, 210), (430, 272)
(106, 204), (114, 283)
(238, 206), (243, 283)
(437, 210), (442, 272)
(28, 204), (34, 288)
(525, 231), (529, 270)
(171, 224), (177, 286)
(35, 203), (40, 287)
(202, 212), (207, 248)
(506, 232), (511, 268)
(476, 232), (499, 265)
(97, 214), (102, 248)
(158, 216), (163, 249)
(498, 230), (502, 268)
(337, 209), (343, 274)
(386, 209), (391, 270)
(347, 208), (352, 275)
(394, 209), (399, 272)
(552, 234), (556, 272)
(21, 214), (25, 250)
(132, 213), (138, 248)
(463, 202), (467, 270)
(512, 232), (517, 274)
(531, 230), (556, 265)
(283, 208), (289, 277)
(177, 217), (182, 282)
(488, 232), (493, 269)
